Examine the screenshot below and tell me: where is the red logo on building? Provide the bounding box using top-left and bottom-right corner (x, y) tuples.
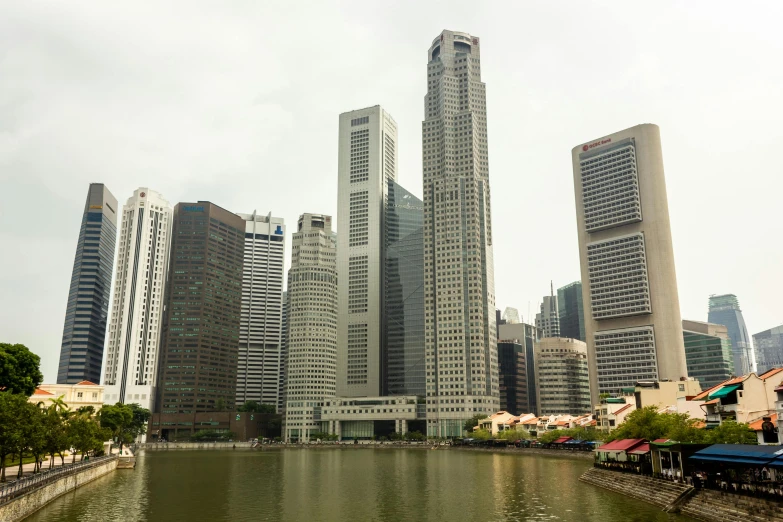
(140, 192), (146, 197)
(582, 138), (612, 152)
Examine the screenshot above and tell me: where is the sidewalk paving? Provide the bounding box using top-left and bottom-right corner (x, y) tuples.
(2, 447), (124, 483)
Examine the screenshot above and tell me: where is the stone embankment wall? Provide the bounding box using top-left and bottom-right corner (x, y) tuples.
(680, 488), (783, 522)
(138, 442), (254, 450)
(580, 467), (692, 510)
(0, 458), (117, 522)
(581, 467), (783, 522)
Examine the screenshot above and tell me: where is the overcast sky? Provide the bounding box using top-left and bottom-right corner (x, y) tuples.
(2, 1), (782, 383)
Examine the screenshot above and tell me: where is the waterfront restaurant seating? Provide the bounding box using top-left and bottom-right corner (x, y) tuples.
(688, 444), (783, 501)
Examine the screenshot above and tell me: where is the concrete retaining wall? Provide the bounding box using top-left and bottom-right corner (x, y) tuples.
(138, 442), (254, 451)
(0, 458), (117, 522)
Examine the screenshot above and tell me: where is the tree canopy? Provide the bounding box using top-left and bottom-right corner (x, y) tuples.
(0, 343), (44, 396)
(605, 406), (757, 444)
(99, 402), (151, 450)
(463, 414), (486, 434)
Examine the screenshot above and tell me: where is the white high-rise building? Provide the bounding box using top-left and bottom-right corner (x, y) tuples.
(236, 211), (286, 409)
(284, 214), (338, 442)
(572, 124), (688, 403)
(103, 188), (172, 412)
(535, 283), (560, 338)
(336, 106), (398, 398)
(423, 30), (499, 437)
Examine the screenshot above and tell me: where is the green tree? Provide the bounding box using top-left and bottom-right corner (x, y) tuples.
(0, 343), (43, 396)
(214, 398), (226, 411)
(0, 392), (27, 482)
(471, 429), (491, 440)
(126, 403), (151, 442)
(238, 401), (260, 412)
(406, 431), (425, 441)
(463, 414), (486, 434)
(42, 407), (69, 469)
(15, 402), (44, 477)
(99, 403), (134, 451)
(707, 420), (757, 444)
(68, 412), (107, 462)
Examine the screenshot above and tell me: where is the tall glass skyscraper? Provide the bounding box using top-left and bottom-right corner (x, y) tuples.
(558, 281), (586, 342)
(708, 294), (755, 375)
(57, 183), (117, 384)
(682, 320), (734, 390)
(156, 202), (245, 415)
(423, 30), (499, 437)
(753, 325), (783, 375)
(384, 180), (424, 396)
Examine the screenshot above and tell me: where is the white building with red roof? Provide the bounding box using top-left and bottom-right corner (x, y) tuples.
(29, 381), (105, 412)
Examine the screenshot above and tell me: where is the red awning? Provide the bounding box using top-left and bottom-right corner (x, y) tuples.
(628, 443), (651, 455)
(596, 439), (646, 452)
(553, 436), (572, 444)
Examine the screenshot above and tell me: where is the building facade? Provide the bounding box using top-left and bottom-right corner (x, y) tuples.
(156, 202), (245, 414)
(498, 322), (541, 415)
(423, 30), (499, 437)
(284, 214), (338, 442)
(571, 124), (688, 402)
(322, 396), (425, 440)
(236, 211), (286, 410)
(536, 284), (560, 338)
(682, 319), (734, 390)
(103, 188), (172, 411)
(708, 294), (755, 375)
(279, 290), (289, 412)
(534, 338), (591, 416)
(336, 106), (398, 398)
(558, 281), (586, 342)
(58, 183), (118, 384)
(497, 339), (528, 415)
(31, 381), (105, 412)
(754, 325), (783, 375)
(385, 181), (425, 397)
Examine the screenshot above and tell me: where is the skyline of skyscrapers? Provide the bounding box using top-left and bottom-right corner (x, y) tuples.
(57, 183), (118, 385)
(236, 211), (286, 410)
(284, 214), (338, 442)
(103, 188), (172, 412)
(572, 123), (688, 402)
(708, 294), (755, 376)
(423, 30), (499, 437)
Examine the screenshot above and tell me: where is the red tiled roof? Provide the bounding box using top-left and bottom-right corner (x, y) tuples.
(749, 413), (777, 431)
(613, 404), (632, 415)
(553, 436), (572, 444)
(759, 368), (783, 380)
(703, 398), (719, 405)
(521, 418), (538, 425)
(32, 388), (54, 396)
(76, 380), (98, 386)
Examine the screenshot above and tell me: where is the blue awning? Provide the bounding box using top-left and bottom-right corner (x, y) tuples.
(689, 444), (783, 467)
(689, 455), (773, 466)
(708, 384), (740, 399)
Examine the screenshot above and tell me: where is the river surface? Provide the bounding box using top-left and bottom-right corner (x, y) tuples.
(26, 448), (693, 521)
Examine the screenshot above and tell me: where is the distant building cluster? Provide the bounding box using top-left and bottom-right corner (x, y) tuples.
(49, 29), (782, 444)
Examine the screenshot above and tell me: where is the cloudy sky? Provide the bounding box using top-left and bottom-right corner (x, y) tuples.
(2, 1), (782, 383)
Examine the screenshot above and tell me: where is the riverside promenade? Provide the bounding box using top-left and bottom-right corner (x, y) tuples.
(0, 455), (118, 522)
